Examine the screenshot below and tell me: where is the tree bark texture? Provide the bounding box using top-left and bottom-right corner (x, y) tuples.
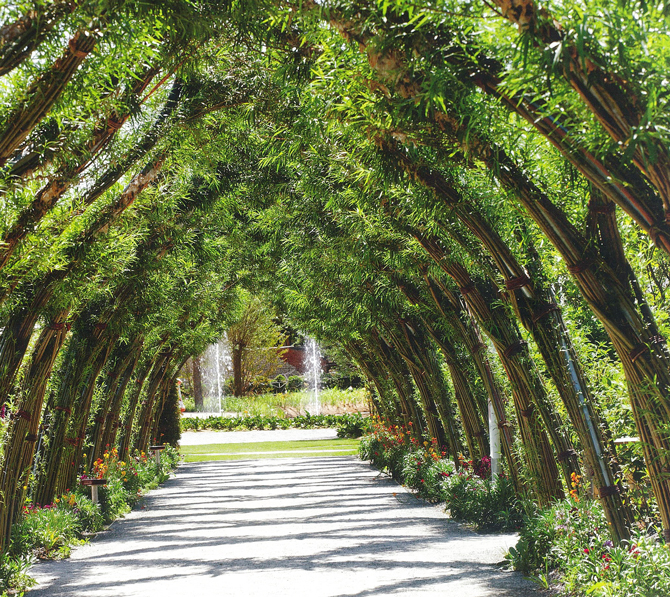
(0, 310), (70, 549)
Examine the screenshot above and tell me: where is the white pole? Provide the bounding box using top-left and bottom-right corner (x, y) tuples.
(216, 342), (222, 414)
(313, 342), (318, 413)
(489, 399), (501, 479)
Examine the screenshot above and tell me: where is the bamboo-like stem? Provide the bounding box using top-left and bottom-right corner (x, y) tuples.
(417, 238), (564, 503)
(0, 30), (98, 165)
(55, 333), (117, 495)
(367, 330), (425, 434)
(118, 359), (153, 461)
(0, 310), (70, 550)
(421, 273), (523, 491)
(0, 65), (163, 270)
(0, 1), (77, 76)
(133, 349), (173, 454)
(92, 339), (143, 463)
(346, 341), (405, 424)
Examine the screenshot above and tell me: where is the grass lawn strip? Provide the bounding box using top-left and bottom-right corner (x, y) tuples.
(181, 438), (359, 462)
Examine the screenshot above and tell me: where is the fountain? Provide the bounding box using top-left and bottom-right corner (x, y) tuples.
(305, 337), (322, 415)
(201, 336), (232, 413)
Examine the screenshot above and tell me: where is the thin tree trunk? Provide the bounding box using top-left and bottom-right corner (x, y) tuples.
(366, 331), (425, 434)
(0, 29), (98, 165)
(118, 359), (154, 461)
(345, 343), (403, 423)
(415, 237), (565, 500)
(89, 337), (143, 465)
(192, 356), (204, 410)
(232, 345), (243, 397)
(0, 65), (164, 269)
(55, 332), (116, 495)
(423, 275), (524, 491)
(0, 310), (70, 549)
(100, 349), (141, 457)
(133, 350), (172, 454)
(32, 317), (112, 505)
(0, 1), (77, 76)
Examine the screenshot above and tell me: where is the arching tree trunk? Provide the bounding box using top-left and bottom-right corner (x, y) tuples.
(421, 274), (523, 492)
(383, 137), (632, 535)
(118, 358), (154, 461)
(0, 30), (98, 166)
(94, 340), (143, 462)
(365, 330), (425, 434)
(0, 1), (77, 77)
(133, 349), (173, 454)
(416, 238), (566, 503)
(0, 310), (70, 549)
(55, 333), (117, 495)
(32, 317), (109, 505)
(345, 343), (403, 424)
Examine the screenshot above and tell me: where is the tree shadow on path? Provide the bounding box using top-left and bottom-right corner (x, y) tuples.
(28, 457), (541, 597)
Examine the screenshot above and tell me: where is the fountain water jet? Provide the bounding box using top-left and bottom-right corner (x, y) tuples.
(201, 336), (231, 413)
(305, 338), (322, 415)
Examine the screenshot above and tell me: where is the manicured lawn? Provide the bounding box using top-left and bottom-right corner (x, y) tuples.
(181, 438), (360, 462)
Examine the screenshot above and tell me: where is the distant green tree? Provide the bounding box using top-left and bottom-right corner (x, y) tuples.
(227, 296), (287, 396)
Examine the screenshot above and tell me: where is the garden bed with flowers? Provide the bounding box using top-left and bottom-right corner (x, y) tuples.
(358, 420), (523, 532)
(359, 421), (670, 596)
(1, 446), (179, 595)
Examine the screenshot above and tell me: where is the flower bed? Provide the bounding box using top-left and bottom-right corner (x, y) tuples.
(360, 421), (670, 595)
(506, 492), (670, 595)
(359, 420), (523, 532)
(2, 446), (180, 595)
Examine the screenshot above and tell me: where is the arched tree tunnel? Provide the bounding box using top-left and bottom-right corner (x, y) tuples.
(1, 0), (669, 566)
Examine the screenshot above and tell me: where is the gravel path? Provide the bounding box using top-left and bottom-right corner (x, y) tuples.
(28, 457), (540, 597)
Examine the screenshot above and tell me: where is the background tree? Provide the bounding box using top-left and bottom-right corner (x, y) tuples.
(226, 295), (287, 396)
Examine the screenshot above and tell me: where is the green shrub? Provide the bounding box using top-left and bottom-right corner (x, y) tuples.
(287, 375), (304, 392)
(10, 503), (81, 559)
(62, 492), (104, 534)
(359, 421), (414, 481)
(99, 478), (132, 522)
(88, 445), (181, 522)
(336, 413), (371, 438)
(441, 472), (523, 532)
(180, 412), (361, 432)
(401, 451), (454, 501)
(0, 553), (36, 595)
